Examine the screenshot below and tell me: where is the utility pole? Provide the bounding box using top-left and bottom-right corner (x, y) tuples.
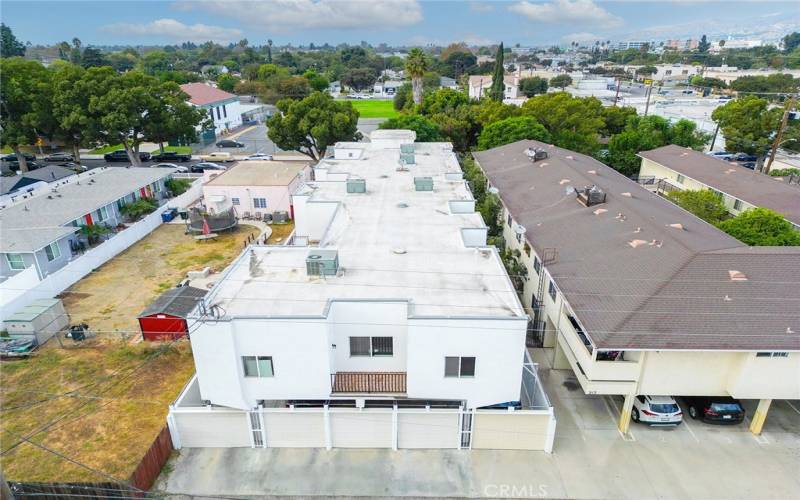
(643, 80), (654, 116)
(613, 77), (621, 107)
(765, 95), (796, 175)
(709, 122), (720, 151)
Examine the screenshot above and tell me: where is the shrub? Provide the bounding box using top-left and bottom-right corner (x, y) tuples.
(120, 198), (158, 221)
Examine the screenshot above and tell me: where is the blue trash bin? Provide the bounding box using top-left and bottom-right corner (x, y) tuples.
(161, 210), (175, 223)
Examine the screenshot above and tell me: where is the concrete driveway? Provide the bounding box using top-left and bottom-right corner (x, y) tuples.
(156, 350), (800, 499)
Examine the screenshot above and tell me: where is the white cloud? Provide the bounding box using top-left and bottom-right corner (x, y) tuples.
(101, 18), (243, 43)
(177, 0), (423, 32)
(469, 2), (495, 13)
(509, 0), (623, 29)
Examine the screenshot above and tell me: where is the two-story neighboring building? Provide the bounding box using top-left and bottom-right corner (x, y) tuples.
(474, 140), (800, 437)
(167, 130), (555, 452)
(201, 160), (311, 219)
(0, 167), (174, 282)
(638, 145), (800, 229)
(180, 82), (243, 138)
(468, 75), (520, 100)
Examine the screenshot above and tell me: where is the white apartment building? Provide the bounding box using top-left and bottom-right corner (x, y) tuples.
(474, 140), (800, 437)
(168, 130), (555, 451)
(468, 75), (520, 100)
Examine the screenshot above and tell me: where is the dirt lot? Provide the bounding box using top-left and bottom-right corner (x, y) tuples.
(0, 223), (259, 482)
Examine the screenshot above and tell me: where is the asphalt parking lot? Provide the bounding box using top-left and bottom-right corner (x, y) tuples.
(156, 349), (800, 499)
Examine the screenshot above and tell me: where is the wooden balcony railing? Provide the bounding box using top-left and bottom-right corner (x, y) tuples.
(331, 372), (407, 393)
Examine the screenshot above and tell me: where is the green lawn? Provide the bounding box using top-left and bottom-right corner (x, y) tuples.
(89, 144), (192, 155)
(346, 99), (398, 119)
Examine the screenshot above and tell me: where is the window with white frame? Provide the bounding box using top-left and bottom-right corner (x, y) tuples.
(232, 197), (240, 205)
(44, 242), (61, 262)
(349, 336), (393, 356)
(153, 181), (161, 193)
(242, 356), (274, 377)
(5, 253), (25, 270)
(533, 255), (541, 274)
(548, 280), (557, 300)
(253, 198), (267, 209)
(676, 174), (685, 184)
(444, 356), (475, 377)
(733, 199), (743, 211)
(95, 206), (108, 223)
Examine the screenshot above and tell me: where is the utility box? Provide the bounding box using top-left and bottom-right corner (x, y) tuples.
(306, 249), (339, 276)
(3, 298), (68, 346)
(414, 176), (434, 191)
(346, 178), (366, 193)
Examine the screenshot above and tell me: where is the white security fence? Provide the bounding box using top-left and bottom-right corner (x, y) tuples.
(0, 179), (202, 322)
(168, 375), (556, 452)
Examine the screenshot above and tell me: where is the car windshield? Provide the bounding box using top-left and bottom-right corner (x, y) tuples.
(650, 403), (679, 413)
(711, 403), (741, 412)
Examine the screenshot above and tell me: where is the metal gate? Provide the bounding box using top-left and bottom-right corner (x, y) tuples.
(459, 410), (474, 449)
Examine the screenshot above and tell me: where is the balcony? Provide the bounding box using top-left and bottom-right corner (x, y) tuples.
(331, 372), (407, 394)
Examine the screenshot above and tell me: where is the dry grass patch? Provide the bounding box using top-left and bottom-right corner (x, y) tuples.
(0, 223), (259, 482)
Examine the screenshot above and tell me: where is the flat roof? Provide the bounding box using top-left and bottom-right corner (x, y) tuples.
(205, 161), (309, 187)
(474, 140), (800, 351)
(639, 145), (800, 226)
(0, 167), (174, 253)
(203, 133), (525, 319)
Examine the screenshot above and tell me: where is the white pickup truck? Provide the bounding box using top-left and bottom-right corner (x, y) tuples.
(199, 151), (236, 162)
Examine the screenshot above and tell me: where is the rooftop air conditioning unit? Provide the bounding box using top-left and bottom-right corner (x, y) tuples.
(414, 176), (434, 191)
(400, 144), (415, 154)
(577, 185), (607, 207)
(525, 147), (548, 162)
(400, 152), (415, 165)
(306, 249), (339, 276)
(346, 178), (366, 193)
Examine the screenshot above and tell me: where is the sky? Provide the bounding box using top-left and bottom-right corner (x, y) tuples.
(2, 0), (799, 48)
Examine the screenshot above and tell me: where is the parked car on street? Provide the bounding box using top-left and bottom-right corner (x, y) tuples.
(190, 162), (226, 173)
(151, 151), (192, 162)
(215, 139), (245, 148)
(244, 153), (273, 160)
(1, 153), (36, 163)
(729, 153), (758, 162)
(152, 163), (189, 173)
(7, 161), (43, 172)
(44, 152), (74, 162)
(631, 395), (683, 425)
(104, 149), (151, 162)
(199, 151), (235, 162)
(708, 151), (734, 161)
(741, 162), (756, 170)
(683, 396), (745, 424)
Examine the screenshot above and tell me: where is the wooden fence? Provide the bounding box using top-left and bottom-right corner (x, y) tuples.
(9, 426), (174, 498)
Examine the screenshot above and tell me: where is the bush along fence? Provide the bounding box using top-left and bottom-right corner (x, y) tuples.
(8, 426), (174, 499)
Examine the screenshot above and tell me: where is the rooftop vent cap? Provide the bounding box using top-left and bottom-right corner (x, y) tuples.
(576, 185), (607, 207)
(525, 147), (548, 162)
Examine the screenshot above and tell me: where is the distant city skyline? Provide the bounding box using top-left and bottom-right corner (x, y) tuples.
(2, 1), (799, 48)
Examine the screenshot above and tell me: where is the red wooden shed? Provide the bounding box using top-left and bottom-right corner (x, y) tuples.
(138, 286), (207, 341)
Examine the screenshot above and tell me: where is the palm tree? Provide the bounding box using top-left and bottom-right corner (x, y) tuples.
(405, 48), (428, 106)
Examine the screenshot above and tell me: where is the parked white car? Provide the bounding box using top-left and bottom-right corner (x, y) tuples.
(152, 163), (189, 173)
(244, 153), (273, 161)
(631, 395), (683, 425)
(199, 151), (235, 162)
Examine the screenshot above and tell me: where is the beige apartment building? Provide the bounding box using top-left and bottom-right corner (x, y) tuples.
(473, 140), (800, 435)
(638, 145), (800, 229)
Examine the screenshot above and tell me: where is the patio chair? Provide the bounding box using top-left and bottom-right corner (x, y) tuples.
(242, 211), (251, 220)
(262, 213), (272, 223)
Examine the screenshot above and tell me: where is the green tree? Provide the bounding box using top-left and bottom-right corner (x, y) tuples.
(717, 208), (800, 246)
(783, 32), (800, 53)
(393, 83), (413, 111)
(549, 74), (573, 89)
(442, 50), (477, 78)
(488, 42), (505, 101)
(477, 116), (551, 150)
(698, 35), (711, 53)
(601, 106), (637, 136)
(80, 47), (107, 68)
(637, 65), (658, 76)
(0, 23), (25, 57)
(690, 76), (728, 89)
(418, 88), (469, 116)
(711, 96), (784, 156)
(216, 73), (239, 92)
(267, 91), (360, 161)
(405, 48), (428, 105)
(473, 99), (521, 126)
(379, 114), (442, 142)
(518, 76), (548, 97)
(729, 74), (799, 96)
(50, 63), (105, 164)
(666, 190), (729, 225)
(108, 52), (138, 72)
(342, 67), (376, 91)
(521, 92), (605, 154)
(0, 58), (49, 172)
(142, 82), (209, 153)
(307, 73), (330, 92)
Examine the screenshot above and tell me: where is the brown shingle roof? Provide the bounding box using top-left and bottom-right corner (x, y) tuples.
(474, 140), (800, 351)
(638, 145), (800, 226)
(179, 83), (237, 106)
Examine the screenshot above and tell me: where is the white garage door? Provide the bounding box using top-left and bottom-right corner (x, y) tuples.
(330, 411), (392, 448)
(174, 411), (251, 448)
(264, 412), (326, 448)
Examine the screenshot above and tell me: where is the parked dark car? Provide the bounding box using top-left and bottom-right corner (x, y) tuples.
(151, 151), (192, 162)
(7, 161), (43, 172)
(683, 397), (745, 424)
(730, 153), (758, 162)
(190, 162), (226, 173)
(741, 162), (756, 170)
(104, 149), (152, 162)
(2, 153), (36, 165)
(216, 139), (245, 148)
(44, 152), (74, 162)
